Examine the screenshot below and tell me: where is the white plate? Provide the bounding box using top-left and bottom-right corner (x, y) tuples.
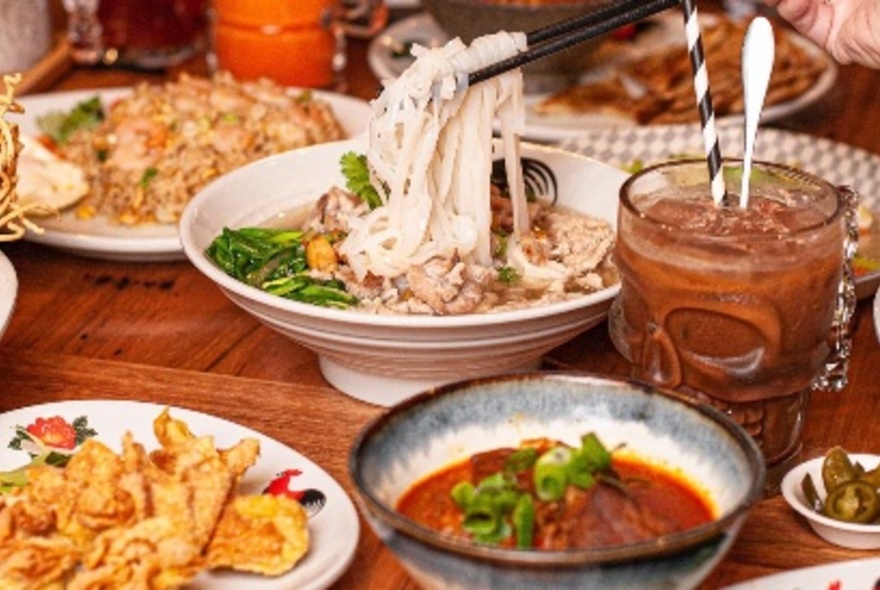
(722, 557), (880, 590)
(13, 87), (373, 262)
(368, 13), (837, 142)
(874, 284), (880, 345)
(0, 400), (360, 589)
(560, 124), (880, 300)
(0, 249), (17, 340)
(368, 13), (443, 82)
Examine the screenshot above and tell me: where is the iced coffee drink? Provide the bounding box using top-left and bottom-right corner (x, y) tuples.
(610, 159), (855, 472)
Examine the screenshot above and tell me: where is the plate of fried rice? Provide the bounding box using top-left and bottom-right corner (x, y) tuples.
(13, 73), (372, 261)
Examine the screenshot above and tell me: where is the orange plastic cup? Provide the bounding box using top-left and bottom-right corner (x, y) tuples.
(211, 0), (339, 88)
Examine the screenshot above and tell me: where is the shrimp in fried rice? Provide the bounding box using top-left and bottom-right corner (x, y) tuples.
(57, 72), (348, 225)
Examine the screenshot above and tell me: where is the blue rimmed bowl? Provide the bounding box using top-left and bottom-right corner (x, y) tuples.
(349, 372), (765, 590)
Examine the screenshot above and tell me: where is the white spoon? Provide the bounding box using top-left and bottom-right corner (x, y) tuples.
(740, 17), (775, 208)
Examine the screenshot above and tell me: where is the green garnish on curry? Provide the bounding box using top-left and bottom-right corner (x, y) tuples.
(450, 433), (613, 548)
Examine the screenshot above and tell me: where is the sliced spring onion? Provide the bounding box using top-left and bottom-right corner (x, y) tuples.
(504, 447), (537, 472)
(451, 481), (476, 509)
(534, 446), (572, 502)
(512, 493), (534, 548)
(447, 432), (616, 548)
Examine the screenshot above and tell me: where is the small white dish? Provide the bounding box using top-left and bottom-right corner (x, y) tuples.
(780, 453), (880, 550)
(13, 87), (372, 262)
(721, 557), (880, 589)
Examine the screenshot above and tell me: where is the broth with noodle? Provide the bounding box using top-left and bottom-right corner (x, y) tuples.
(207, 32), (618, 315)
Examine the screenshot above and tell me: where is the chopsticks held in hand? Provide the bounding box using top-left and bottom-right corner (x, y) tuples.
(468, 0), (681, 86)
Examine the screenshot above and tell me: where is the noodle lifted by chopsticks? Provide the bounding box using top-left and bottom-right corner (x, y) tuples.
(341, 32), (551, 282)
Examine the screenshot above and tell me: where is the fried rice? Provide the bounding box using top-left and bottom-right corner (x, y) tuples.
(58, 72), (348, 225)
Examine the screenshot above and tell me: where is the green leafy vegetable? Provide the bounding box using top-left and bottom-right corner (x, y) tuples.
(493, 234), (509, 258)
(206, 227), (357, 309)
(36, 96), (105, 145)
(340, 152), (382, 209)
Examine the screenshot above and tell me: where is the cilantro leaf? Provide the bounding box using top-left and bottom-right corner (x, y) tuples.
(36, 96), (105, 145)
(340, 152), (382, 209)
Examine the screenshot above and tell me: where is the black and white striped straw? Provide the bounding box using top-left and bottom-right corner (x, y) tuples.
(680, 0), (728, 206)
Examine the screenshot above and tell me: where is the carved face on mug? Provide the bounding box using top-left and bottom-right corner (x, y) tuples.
(622, 276), (826, 403)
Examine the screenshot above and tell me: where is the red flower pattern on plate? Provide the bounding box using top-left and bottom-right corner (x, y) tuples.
(25, 416), (78, 450)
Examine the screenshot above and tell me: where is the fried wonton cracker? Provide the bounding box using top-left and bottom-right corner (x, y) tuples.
(207, 494), (310, 576)
(0, 408), (309, 589)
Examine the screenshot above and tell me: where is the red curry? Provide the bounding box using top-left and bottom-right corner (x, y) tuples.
(397, 437), (714, 550)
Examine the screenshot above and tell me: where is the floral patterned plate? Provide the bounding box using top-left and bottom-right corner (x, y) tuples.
(722, 557), (880, 589)
(0, 400), (359, 589)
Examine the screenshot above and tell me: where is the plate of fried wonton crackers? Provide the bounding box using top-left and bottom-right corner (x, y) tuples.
(0, 401), (359, 589)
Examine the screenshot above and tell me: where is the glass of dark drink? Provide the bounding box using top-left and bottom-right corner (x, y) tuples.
(609, 159), (858, 490)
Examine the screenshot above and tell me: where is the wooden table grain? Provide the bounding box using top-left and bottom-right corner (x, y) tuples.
(2, 20), (880, 590)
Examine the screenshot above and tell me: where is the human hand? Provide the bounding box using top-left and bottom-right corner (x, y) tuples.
(764, 0), (880, 67)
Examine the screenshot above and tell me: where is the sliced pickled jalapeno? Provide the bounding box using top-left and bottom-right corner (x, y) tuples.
(860, 465), (880, 488)
(801, 473), (824, 513)
(821, 446), (858, 491)
(825, 481), (880, 523)
(800, 447), (880, 525)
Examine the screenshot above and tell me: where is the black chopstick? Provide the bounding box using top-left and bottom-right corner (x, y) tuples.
(467, 0), (681, 87)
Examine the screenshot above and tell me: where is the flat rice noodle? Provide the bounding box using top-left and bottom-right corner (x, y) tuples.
(342, 31), (528, 280)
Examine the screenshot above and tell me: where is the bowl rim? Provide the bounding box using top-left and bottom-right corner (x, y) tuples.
(348, 371), (767, 566)
(780, 453), (880, 534)
(179, 140), (623, 330)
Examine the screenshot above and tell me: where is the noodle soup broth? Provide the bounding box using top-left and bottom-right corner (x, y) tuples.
(181, 138), (628, 404)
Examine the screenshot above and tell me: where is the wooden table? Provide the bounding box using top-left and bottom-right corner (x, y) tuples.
(2, 17), (880, 590)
